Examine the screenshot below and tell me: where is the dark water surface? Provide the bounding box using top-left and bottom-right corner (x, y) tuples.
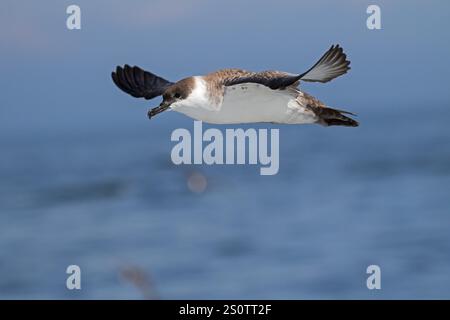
(1, 104), (450, 299)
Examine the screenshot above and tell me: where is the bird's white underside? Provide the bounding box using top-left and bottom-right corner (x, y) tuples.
(171, 77), (318, 125)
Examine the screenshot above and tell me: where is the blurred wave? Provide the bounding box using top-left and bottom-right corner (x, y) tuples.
(0, 103), (450, 299)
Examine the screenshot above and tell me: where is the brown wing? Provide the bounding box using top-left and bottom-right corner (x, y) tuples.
(111, 65), (174, 100)
(211, 69), (302, 90)
(210, 44), (350, 90)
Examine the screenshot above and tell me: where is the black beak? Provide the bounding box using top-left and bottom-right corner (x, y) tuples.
(147, 101), (170, 119)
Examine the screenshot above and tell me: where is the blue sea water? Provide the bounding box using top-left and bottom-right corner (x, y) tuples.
(1, 102), (450, 299)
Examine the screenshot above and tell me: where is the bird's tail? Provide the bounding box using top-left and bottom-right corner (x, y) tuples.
(310, 105), (359, 127)
(299, 91), (358, 127)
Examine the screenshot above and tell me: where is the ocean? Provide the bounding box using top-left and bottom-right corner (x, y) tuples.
(1, 103), (450, 299)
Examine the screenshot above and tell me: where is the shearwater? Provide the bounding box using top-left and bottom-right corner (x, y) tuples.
(111, 44), (358, 127)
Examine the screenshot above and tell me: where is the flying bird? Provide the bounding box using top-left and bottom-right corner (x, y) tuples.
(111, 44), (358, 127)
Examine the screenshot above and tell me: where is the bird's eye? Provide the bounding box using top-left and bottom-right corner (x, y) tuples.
(174, 93), (181, 99)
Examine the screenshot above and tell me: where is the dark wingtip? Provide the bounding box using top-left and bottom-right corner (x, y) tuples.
(114, 65), (123, 75)
(110, 65), (174, 100)
(111, 71), (118, 87)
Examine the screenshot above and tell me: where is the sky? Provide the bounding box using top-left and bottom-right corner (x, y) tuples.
(1, 0), (450, 136)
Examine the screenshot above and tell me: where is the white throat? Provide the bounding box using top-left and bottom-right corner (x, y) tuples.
(172, 77), (218, 112)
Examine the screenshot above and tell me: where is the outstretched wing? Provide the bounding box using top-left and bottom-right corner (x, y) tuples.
(111, 65), (173, 100)
(217, 44), (350, 90)
(297, 44), (350, 83)
(219, 69), (302, 90)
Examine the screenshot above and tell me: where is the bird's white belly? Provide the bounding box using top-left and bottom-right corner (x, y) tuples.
(172, 83), (318, 125)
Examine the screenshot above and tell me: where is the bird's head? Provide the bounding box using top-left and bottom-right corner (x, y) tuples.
(147, 77), (195, 119)
(159, 78), (193, 109)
